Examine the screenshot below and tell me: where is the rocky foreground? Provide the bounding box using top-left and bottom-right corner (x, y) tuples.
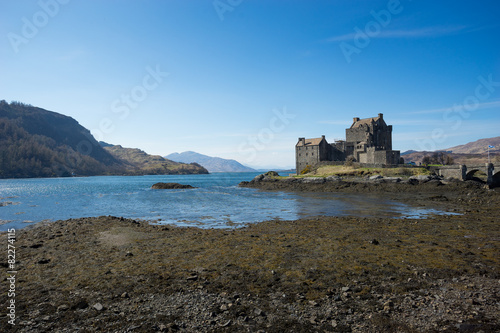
(1, 178), (499, 332)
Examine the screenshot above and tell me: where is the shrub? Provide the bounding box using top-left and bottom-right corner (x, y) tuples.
(344, 156), (356, 167)
(300, 165), (312, 175)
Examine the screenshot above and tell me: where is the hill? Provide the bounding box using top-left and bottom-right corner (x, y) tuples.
(402, 136), (499, 165)
(165, 151), (256, 173)
(0, 101), (207, 178)
(0, 101), (123, 178)
(447, 136), (500, 154)
(103, 145), (208, 175)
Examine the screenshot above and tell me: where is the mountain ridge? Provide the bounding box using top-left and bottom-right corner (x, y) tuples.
(0, 101), (207, 178)
(402, 136), (499, 165)
(103, 145), (208, 175)
(446, 137), (500, 154)
(165, 151), (256, 173)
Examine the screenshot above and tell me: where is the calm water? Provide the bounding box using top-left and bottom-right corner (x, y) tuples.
(0, 173), (454, 231)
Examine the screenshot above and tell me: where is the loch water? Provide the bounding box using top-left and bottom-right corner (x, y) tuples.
(0, 173), (455, 231)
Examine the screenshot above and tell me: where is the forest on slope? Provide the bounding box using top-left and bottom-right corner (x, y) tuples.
(0, 101), (207, 178)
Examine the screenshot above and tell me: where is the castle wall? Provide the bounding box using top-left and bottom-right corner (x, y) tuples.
(319, 140), (330, 161)
(368, 150), (400, 165)
(374, 125), (392, 150)
(346, 121), (393, 150)
(329, 144), (345, 161)
(346, 125), (372, 143)
(296, 115), (400, 173)
(296, 145), (321, 173)
(345, 143), (355, 159)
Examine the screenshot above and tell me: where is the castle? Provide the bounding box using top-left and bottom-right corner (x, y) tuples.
(295, 113), (400, 174)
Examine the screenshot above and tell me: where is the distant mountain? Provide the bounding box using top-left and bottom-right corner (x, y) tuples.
(447, 136), (500, 154)
(0, 100), (208, 178)
(400, 150), (418, 156)
(103, 144), (208, 175)
(165, 151), (256, 173)
(402, 136), (499, 165)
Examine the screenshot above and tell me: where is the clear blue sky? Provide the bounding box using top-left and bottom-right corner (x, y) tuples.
(1, 0), (499, 168)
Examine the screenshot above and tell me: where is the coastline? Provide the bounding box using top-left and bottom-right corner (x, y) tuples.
(239, 173), (498, 211)
(1, 180), (499, 332)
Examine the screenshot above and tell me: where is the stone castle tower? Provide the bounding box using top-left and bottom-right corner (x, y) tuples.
(295, 114), (400, 174)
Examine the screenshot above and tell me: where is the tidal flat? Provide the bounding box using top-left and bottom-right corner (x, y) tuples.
(1, 180), (499, 332)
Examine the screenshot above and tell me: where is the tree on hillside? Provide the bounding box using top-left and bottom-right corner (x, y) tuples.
(422, 152), (454, 166)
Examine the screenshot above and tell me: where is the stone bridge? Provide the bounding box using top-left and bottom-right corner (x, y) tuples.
(434, 163), (499, 186)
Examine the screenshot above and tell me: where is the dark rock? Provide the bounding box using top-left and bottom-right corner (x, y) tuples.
(151, 183), (196, 189)
(264, 171), (279, 177)
(254, 308), (265, 316)
(72, 299), (89, 310)
(251, 171), (280, 183)
(37, 258), (51, 264)
(370, 239), (380, 245)
(252, 174), (265, 182)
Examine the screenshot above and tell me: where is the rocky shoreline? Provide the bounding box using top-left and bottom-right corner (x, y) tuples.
(1, 178), (499, 332)
(239, 172), (498, 211)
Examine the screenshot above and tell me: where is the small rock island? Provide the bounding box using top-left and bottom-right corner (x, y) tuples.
(151, 182), (196, 189)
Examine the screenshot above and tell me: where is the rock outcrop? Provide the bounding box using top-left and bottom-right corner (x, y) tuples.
(151, 182), (196, 189)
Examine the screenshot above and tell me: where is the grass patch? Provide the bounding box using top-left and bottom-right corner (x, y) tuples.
(302, 165), (431, 178)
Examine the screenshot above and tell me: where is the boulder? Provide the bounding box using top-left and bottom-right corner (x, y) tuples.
(251, 171), (280, 183)
(301, 177), (326, 184)
(283, 177), (299, 183)
(412, 175), (431, 183)
(325, 176), (341, 182)
(251, 174), (265, 182)
(151, 183), (196, 189)
(262, 171), (280, 181)
(383, 177), (401, 183)
(264, 171), (280, 177)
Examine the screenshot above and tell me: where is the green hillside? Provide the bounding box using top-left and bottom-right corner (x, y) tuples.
(103, 145), (208, 175)
(0, 101), (208, 178)
(0, 101), (123, 178)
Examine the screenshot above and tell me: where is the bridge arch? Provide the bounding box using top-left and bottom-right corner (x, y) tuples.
(466, 169), (481, 180)
(465, 168), (489, 183)
(492, 170), (500, 187)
